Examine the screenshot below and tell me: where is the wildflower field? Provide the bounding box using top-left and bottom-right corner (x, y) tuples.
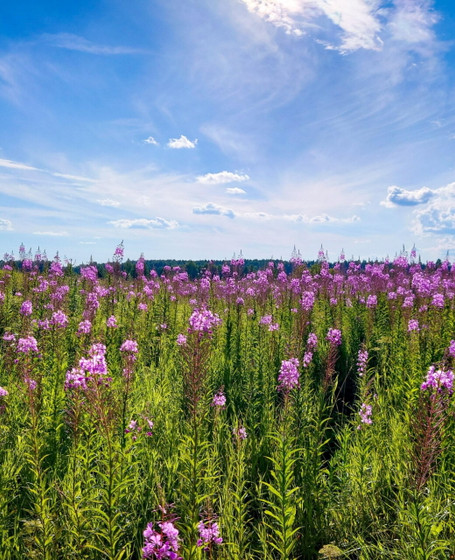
(1, 247), (455, 559)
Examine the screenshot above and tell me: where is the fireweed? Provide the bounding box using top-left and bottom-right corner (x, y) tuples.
(3, 247), (455, 557)
(411, 365), (454, 490)
(324, 328), (342, 390)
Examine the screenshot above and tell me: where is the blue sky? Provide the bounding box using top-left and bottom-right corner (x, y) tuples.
(1, 0), (455, 263)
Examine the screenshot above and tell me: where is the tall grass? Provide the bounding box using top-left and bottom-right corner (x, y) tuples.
(0, 252), (455, 558)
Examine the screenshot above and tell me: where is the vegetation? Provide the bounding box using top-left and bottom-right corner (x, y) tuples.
(1, 245), (455, 559)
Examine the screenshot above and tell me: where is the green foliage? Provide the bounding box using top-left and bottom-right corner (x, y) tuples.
(1, 260), (455, 559)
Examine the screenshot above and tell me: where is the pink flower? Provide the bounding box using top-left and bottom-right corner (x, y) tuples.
(326, 328), (342, 346)
(106, 315), (118, 328)
(20, 300), (33, 316)
(278, 358), (300, 392)
(176, 334), (187, 346)
(212, 391), (226, 407)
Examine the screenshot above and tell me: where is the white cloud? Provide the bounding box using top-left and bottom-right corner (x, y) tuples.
(144, 136), (158, 145)
(97, 199), (121, 207)
(193, 202), (235, 219)
(239, 0), (439, 53)
(0, 157), (96, 184)
(0, 158), (39, 171)
(388, 0), (438, 45)
(109, 217), (179, 229)
(43, 33), (144, 55)
(414, 206), (455, 235)
(167, 135), (198, 149)
(240, 0), (383, 52)
(412, 183), (455, 235)
(53, 172), (97, 183)
(196, 171), (250, 184)
(0, 218), (13, 230)
(33, 231), (69, 236)
(226, 187), (247, 194)
(381, 185), (435, 207)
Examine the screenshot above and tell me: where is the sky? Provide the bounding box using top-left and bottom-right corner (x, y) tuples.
(1, 0), (455, 263)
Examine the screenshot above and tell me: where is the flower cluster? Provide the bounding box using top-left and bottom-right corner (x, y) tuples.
(421, 366), (454, 394)
(142, 521), (182, 560)
(17, 336), (39, 353)
(106, 315), (118, 328)
(20, 300), (33, 316)
(188, 308), (221, 333)
(176, 334), (187, 346)
(211, 391), (226, 408)
(77, 320), (92, 335)
(197, 520), (223, 549)
(326, 328), (342, 347)
(358, 403), (372, 427)
(278, 358), (300, 392)
(356, 348), (368, 376)
(64, 343), (109, 391)
(303, 333), (318, 368)
(120, 339), (139, 354)
(408, 319), (420, 332)
(233, 425), (247, 441)
(51, 310), (69, 328)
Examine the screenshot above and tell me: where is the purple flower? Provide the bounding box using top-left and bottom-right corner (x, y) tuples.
(3, 332), (16, 342)
(278, 358), (300, 392)
(142, 521), (182, 560)
(80, 265), (98, 282)
(259, 315), (273, 325)
(17, 336), (39, 353)
(188, 308), (221, 333)
(408, 319), (420, 332)
(197, 520), (223, 548)
(431, 293), (445, 308)
(64, 369), (87, 391)
(303, 351), (313, 368)
(176, 334), (187, 346)
(366, 295), (377, 308)
(356, 348), (368, 376)
(233, 425), (247, 440)
(358, 403), (372, 426)
(106, 315), (118, 328)
(20, 300), (33, 316)
(65, 344), (109, 391)
(448, 340), (455, 358)
(300, 291), (315, 311)
(421, 366), (454, 394)
(0, 387), (8, 397)
(326, 328), (342, 347)
(114, 242), (124, 261)
(212, 391), (226, 407)
(77, 320), (92, 334)
(51, 310), (68, 328)
(120, 339), (139, 353)
(25, 377), (37, 391)
(402, 296), (415, 308)
(307, 332), (318, 350)
(138, 303), (148, 311)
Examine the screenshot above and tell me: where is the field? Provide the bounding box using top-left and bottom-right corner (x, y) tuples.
(1, 249), (455, 559)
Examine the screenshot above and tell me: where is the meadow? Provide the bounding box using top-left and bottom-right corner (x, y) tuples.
(0, 246), (455, 559)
